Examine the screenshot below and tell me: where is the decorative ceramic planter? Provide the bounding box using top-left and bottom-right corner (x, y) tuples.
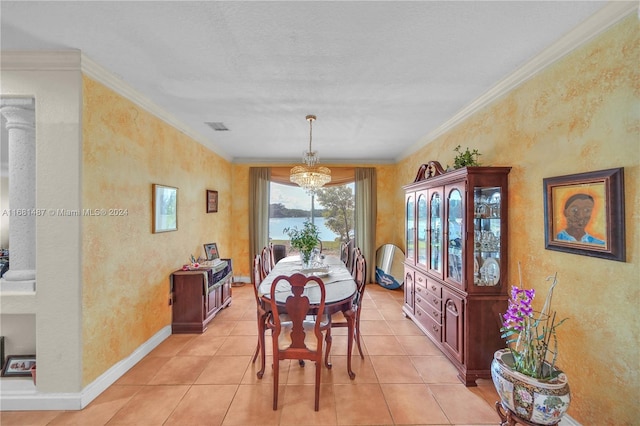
(491, 349), (570, 425)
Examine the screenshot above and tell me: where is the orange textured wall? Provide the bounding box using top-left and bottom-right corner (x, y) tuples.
(82, 76), (232, 385)
(230, 164), (400, 279)
(397, 16), (639, 424)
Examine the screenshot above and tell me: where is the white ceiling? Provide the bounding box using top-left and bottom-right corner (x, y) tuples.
(0, 1), (614, 165)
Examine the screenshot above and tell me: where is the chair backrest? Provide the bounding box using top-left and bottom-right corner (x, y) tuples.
(269, 273), (326, 357)
(253, 254), (265, 302)
(271, 243), (287, 265)
(354, 253), (367, 288)
(343, 239), (355, 267)
(350, 247), (362, 277)
(261, 246), (273, 276)
(340, 240), (350, 265)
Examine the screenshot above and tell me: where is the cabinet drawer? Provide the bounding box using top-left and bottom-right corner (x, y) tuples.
(415, 304), (442, 341)
(414, 272), (427, 289)
(425, 278), (442, 298)
(417, 285), (441, 311)
(416, 294), (441, 323)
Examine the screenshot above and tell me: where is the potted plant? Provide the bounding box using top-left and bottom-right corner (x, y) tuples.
(284, 220), (320, 268)
(452, 145), (481, 169)
(491, 268), (571, 425)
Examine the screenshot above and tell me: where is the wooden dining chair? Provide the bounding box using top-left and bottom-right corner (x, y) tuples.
(325, 252), (367, 362)
(252, 254), (269, 379)
(266, 273), (329, 411)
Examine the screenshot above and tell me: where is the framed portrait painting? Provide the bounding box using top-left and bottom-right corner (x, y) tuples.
(152, 184), (178, 233)
(206, 190), (218, 213)
(543, 167), (625, 262)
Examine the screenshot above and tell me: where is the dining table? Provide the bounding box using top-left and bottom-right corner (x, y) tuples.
(258, 254), (358, 379)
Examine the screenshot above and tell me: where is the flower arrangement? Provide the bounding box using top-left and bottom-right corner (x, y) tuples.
(284, 220), (320, 265)
(500, 267), (568, 381)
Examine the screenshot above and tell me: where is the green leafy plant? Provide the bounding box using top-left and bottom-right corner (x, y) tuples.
(452, 145), (481, 168)
(284, 220), (320, 265)
(500, 269), (569, 381)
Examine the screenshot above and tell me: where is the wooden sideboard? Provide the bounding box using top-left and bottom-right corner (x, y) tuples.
(170, 259), (233, 333)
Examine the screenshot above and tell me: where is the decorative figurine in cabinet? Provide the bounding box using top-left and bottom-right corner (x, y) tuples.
(403, 161), (510, 386)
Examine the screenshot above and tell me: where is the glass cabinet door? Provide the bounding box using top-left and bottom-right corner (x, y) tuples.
(417, 192), (428, 267)
(428, 190), (443, 275)
(473, 187), (502, 286)
(446, 187), (463, 285)
(405, 194), (415, 262)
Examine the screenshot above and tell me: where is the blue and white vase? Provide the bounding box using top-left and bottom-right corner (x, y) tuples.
(491, 349), (571, 425)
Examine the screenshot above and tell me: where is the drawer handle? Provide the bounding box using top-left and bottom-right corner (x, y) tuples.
(416, 297), (422, 304)
(432, 325), (439, 333)
(433, 311), (439, 318)
(417, 310), (422, 316)
(417, 277), (424, 283)
(431, 285), (437, 291)
(433, 298), (438, 304)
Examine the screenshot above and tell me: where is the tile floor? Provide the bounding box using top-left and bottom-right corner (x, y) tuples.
(1, 283), (502, 425)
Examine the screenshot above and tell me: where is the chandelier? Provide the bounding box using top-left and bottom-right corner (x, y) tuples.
(290, 114), (331, 193)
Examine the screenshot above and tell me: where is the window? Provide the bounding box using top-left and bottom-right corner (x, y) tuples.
(269, 182), (354, 257)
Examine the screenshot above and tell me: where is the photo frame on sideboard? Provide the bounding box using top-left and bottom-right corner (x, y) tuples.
(543, 167), (625, 262)
(206, 190), (218, 213)
(204, 243), (220, 261)
(152, 184), (178, 233)
(1, 354), (36, 377)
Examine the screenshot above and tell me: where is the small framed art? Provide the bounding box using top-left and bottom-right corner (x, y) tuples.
(1, 355), (36, 377)
(206, 190), (218, 213)
(543, 167), (625, 262)
(153, 184), (178, 233)
(204, 243), (220, 261)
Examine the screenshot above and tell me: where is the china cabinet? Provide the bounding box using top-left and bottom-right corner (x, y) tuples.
(403, 161), (511, 386)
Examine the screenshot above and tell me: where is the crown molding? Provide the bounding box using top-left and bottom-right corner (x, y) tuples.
(0, 50), (81, 70)
(0, 50), (232, 161)
(233, 157), (396, 165)
(80, 55), (232, 162)
(398, 1), (638, 162)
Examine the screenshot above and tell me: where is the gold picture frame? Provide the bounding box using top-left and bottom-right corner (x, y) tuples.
(152, 184), (178, 233)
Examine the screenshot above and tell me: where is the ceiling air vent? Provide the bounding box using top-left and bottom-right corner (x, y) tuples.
(205, 122), (229, 131)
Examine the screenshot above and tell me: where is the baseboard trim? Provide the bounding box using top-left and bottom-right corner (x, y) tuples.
(0, 326), (171, 411)
(560, 414), (582, 426)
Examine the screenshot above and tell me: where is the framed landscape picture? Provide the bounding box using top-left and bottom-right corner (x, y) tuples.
(153, 184), (178, 233)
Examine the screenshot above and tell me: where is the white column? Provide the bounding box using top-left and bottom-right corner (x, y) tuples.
(1, 98), (36, 286)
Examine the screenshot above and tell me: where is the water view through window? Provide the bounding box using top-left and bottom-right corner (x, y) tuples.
(269, 182), (355, 256)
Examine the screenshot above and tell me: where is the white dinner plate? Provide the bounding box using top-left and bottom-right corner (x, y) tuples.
(482, 257), (500, 285)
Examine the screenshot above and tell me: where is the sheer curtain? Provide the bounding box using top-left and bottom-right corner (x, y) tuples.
(355, 168), (377, 283)
(249, 167), (271, 274)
